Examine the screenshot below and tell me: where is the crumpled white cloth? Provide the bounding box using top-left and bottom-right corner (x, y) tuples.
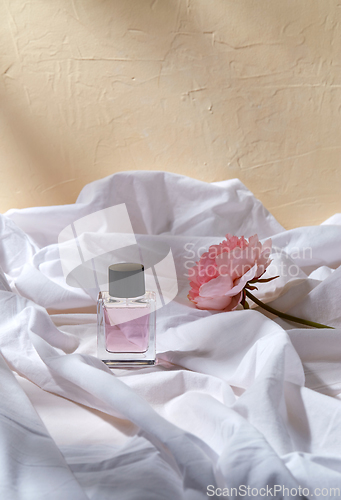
(1, 171), (341, 500)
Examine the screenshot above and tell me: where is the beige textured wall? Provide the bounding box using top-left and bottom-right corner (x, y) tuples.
(0, 0), (340, 228)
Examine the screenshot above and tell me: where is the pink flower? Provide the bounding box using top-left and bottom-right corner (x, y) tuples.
(188, 234), (272, 311)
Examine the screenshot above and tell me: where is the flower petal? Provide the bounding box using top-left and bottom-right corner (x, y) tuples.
(226, 265), (257, 296)
(194, 294), (233, 310)
(224, 291), (243, 311)
(199, 273), (233, 298)
(216, 247), (255, 281)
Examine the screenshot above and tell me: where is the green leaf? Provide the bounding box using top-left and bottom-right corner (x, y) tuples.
(245, 284), (258, 290)
(249, 275), (279, 284)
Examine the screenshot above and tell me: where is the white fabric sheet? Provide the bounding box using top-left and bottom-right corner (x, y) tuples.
(1, 171), (341, 499)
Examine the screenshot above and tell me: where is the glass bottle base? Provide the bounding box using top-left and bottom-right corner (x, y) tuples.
(102, 358), (157, 368)
(97, 291), (156, 368)
(99, 341), (157, 368)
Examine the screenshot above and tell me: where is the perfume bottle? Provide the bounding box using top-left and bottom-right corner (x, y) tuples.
(97, 263), (156, 367)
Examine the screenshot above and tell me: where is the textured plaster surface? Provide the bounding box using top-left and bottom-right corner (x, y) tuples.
(0, 0), (340, 228)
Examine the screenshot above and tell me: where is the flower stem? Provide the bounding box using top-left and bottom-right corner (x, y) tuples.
(244, 289), (334, 329)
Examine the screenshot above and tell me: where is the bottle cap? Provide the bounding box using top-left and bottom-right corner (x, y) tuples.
(108, 263), (145, 298)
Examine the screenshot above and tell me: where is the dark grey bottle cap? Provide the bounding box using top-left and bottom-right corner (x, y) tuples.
(109, 263), (145, 298)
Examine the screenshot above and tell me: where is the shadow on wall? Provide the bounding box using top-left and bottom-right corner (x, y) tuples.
(0, 0), (182, 208)
(0, 0), (339, 227)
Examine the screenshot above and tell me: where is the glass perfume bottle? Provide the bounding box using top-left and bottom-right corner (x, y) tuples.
(97, 263), (156, 367)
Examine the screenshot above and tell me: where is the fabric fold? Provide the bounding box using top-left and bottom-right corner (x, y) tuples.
(1, 172), (341, 497)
